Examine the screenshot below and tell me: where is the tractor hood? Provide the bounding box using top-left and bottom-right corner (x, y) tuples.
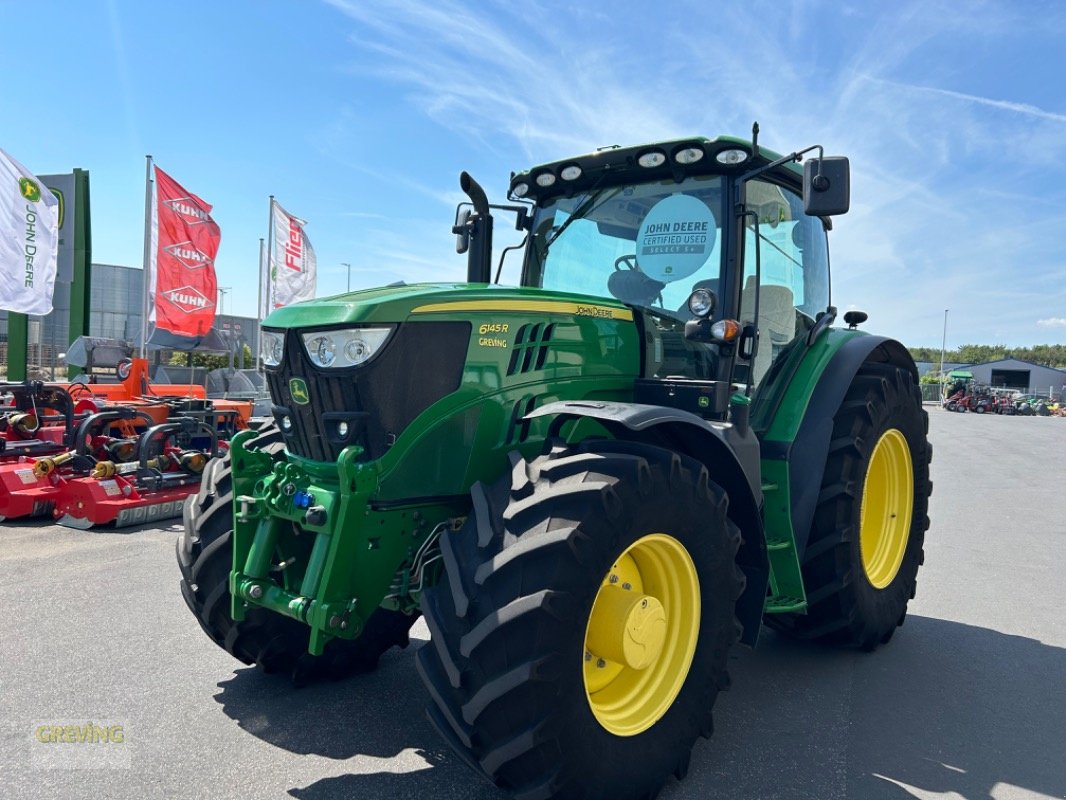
(262, 283), (634, 329)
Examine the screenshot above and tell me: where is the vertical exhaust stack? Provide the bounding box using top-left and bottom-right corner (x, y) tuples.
(458, 172), (494, 284)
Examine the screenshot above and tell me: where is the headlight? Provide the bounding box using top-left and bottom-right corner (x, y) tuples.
(687, 288), (716, 318)
(638, 150), (667, 168)
(307, 334), (336, 367)
(261, 331), (285, 367)
(300, 327), (392, 368)
(674, 147), (705, 165)
(715, 148), (749, 165)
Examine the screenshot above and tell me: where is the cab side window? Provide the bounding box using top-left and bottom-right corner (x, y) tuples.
(741, 180), (830, 387)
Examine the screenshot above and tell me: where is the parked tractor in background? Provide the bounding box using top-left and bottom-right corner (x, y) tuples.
(177, 129), (932, 800)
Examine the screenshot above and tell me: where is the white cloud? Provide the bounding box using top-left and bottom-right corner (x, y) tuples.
(321, 0), (1066, 345)
(1037, 318), (1066, 328)
(871, 79), (1066, 124)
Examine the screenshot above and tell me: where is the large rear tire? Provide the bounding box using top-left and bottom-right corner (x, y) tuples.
(766, 364), (932, 649)
(417, 439), (744, 799)
(176, 422), (415, 684)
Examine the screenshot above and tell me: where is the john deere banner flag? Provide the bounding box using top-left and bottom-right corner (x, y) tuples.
(0, 149), (60, 314)
(270, 200), (316, 309)
(150, 166), (220, 337)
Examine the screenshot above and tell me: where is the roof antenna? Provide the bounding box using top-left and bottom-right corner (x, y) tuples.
(751, 121), (760, 158)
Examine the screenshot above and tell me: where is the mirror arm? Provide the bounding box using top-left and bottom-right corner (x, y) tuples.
(737, 144), (823, 185)
(494, 235), (528, 284)
(486, 203), (531, 231)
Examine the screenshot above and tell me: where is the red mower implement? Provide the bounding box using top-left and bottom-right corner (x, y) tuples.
(55, 416), (221, 529)
(0, 382), (82, 461)
(0, 407), (155, 522)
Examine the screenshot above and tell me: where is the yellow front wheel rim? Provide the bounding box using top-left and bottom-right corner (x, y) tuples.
(860, 428), (914, 589)
(583, 533), (700, 736)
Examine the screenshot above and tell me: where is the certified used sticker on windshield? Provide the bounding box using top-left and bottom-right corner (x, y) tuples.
(635, 194), (716, 283)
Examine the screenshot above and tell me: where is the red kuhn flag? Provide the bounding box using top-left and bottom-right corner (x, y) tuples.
(149, 166), (220, 336)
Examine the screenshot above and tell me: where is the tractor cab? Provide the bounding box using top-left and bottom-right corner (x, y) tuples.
(458, 133), (849, 422)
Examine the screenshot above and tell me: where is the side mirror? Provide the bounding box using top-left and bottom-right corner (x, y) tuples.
(803, 156), (850, 216)
(453, 208), (471, 254)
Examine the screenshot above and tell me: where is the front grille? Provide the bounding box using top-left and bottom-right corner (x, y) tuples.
(268, 322), (470, 462)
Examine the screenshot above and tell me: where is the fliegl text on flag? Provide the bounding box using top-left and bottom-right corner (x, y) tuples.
(0, 149), (60, 315)
(270, 200), (316, 309)
(150, 167), (220, 336)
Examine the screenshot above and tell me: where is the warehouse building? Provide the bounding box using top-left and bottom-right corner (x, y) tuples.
(963, 358), (1066, 398)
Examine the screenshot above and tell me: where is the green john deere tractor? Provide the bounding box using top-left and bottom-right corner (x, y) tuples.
(178, 130), (931, 799)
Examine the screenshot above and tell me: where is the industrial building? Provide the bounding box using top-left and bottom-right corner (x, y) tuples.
(963, 358), (1066, 398)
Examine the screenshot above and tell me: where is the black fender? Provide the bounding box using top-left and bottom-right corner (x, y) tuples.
(527, 400), (768, 646)
(762, 335), (918, 563)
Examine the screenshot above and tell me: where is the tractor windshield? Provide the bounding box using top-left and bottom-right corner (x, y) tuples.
(524, 175), (725, 319)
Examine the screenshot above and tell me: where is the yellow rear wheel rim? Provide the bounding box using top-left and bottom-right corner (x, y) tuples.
(583, 533), (700, 736)
(860, 428), (914, 589)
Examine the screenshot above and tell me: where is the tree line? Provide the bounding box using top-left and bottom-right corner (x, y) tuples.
(908, 344), (1066, 369)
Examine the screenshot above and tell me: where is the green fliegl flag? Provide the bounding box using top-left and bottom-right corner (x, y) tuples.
(0, 149), (59, 314)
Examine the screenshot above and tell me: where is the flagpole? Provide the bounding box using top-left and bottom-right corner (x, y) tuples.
(266, 195), (275, 315)
(139, 155), (154, 358)
(255, 236), (265, 371)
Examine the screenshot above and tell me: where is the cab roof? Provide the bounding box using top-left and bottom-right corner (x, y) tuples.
(509, 135), (804, 203)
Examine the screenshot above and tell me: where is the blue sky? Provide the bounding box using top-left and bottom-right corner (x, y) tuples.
(2, 0), (1064, 348)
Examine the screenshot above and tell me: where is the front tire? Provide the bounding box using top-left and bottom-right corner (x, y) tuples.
(176, 423), (415, 684)
(766, 364), (932, 649)
(417, 440), (743, 799)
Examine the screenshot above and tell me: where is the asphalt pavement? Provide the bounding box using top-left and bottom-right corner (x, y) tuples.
(2, 408), (1064, 800)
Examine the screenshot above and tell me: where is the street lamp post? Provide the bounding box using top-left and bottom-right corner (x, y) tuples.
(342, 262), (351, 293)
(218, 286), (233, 371)
(939, 308), (949, 401)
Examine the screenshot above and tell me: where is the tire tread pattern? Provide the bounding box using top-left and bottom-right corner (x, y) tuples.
(766, 363), (932, 649)
(417, 440), (744, 800)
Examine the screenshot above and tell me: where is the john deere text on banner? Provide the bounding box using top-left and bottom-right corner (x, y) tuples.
(150, 166), (220, 337)
(0, 149), (59, 314)
(270, 200), (316, 309)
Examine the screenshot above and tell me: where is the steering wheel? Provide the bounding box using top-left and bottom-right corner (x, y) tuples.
(607, 255), (666, 308)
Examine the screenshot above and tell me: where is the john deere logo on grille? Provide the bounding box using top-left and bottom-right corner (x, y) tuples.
(19, 177), (41, 202)
(289, 377), (310, 405)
